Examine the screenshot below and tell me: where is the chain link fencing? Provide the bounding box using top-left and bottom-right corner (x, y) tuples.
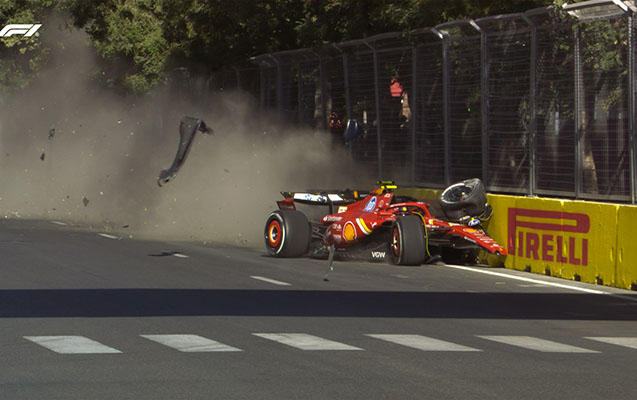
(213, 2), (637, 204)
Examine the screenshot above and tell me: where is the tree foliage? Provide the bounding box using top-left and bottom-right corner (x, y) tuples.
(0, 0), (59, 93)
(2, 0), (555, 93)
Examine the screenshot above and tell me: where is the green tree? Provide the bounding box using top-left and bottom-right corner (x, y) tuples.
(3, 0), (555, 94)
(0, 0), (59, 93)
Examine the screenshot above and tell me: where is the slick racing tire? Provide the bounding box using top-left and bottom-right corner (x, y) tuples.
(264, 210), (311, 258)
(439, 178), (487, 221)
(390, 215), (426, 266)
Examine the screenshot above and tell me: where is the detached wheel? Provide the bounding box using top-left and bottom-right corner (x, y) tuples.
(390, 216), (426, 265)
(439, 178), (487, 220)
(264, 210), (311, 257)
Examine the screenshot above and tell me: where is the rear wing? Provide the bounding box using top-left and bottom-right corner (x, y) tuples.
(278, 190), (369, 212)
(277, 182), (396, 212)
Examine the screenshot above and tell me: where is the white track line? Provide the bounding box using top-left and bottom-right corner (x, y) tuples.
(141, 334), (241, 352)
(477, 335), (598, 353)
(444, 264), (623, 296)
(254, 333), (362, 351)
(250, 276), (291, 286)
(585, 337), (637, 350)
(50, 221), (67, 226)
(24, 336), (122, 354)
(368, 334), (481, 352)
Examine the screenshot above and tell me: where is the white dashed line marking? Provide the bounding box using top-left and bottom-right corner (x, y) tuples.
(141, 334), (241, 352)
(477, 335), (598, 353)
(25, 336), (122, 354)
(368, 334), (481, 352)
(254, 333), (362, 351)
(250, 276), (291, 286)
(585, 337), (637, 350)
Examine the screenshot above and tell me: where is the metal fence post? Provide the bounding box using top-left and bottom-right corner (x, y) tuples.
(333, 44), (352, 121)
(628, 12), (637, 204)
(574, 25), (583, 199)
(470, 20), (489, 188)
(522, 14), (538, 197)
(318, 52), (328, 130)
(363, 39), (383, 180)
(432, 28), (451, 186)
(442, 33), (451, 186)
(411, 45), (418, 186)
(267, 54), (283, 118)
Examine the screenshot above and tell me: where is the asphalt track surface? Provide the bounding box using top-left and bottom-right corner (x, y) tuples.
(1, 219), (637, 399)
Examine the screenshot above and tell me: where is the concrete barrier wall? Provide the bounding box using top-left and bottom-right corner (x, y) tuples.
(398, 188), (637, 291)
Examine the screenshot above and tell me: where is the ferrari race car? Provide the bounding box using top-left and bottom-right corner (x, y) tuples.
(264, 179), (507, 270)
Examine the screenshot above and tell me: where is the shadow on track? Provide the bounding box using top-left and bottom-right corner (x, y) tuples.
(0, 289), (635, 320)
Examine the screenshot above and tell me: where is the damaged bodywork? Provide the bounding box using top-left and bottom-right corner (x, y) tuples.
(157, 116), (213, 186)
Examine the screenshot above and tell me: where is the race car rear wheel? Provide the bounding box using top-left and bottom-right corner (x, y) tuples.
(390, 216), (426, 266)
(264, 210), (311, 257)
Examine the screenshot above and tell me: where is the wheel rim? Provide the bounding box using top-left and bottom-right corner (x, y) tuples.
(267, 220), (282, 248)
(391, 226), (401, 258)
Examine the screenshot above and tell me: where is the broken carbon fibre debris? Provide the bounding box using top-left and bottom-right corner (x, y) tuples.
(157, 116), (213, 187)
(149, 250), (189, 258)
(48, 128), (55, 140)
(82, 197), (89, 207)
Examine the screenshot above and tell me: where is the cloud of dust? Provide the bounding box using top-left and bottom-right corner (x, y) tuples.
(0, 23), (372, 247)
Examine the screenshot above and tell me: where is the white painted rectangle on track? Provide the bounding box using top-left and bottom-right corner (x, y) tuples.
(250, 276), (291, 286)
(254, 333), (362, 351)
(24, 336), (122, 354)
(477, 335), (599, 353)
(140, 334), (241, 352)
(585, 337), (637, 350)
(367, 334), (481, 352)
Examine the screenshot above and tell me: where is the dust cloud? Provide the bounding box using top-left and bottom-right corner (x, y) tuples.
(0, 23), (371, 247)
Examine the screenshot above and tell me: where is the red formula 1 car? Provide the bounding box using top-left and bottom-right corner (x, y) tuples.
(264, 179), (507, 271)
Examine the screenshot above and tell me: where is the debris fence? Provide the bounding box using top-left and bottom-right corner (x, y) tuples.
(215, 2), (637, 203)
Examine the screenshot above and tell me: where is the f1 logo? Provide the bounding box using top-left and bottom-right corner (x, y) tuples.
(0, 24), (42, 38)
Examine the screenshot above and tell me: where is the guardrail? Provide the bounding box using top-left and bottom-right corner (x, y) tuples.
(486, 193), (637, 291)
(399, 186), (637, 291)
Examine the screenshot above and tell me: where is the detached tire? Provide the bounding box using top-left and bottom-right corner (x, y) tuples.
(439, 178), (487, 221)
(390, 216), (426, 265)
(264, 210), (311, 257)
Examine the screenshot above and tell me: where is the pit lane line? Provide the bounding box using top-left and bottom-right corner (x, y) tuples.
(444, 264), (637, 302)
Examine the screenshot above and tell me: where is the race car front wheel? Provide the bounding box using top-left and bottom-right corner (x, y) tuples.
(438, 178), (487, 221)
(264, 210), (311, 257)
(390, 216), (426, 265)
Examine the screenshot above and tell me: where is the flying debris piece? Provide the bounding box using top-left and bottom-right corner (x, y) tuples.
(82, 197), (89, 207)
(48, 128), (55, 140)
(40, 151), (45, 161)
(157, 116), (213, 187)
(149, 250), (188, 258)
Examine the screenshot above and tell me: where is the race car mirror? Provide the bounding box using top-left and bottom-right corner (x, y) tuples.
(157, 116), (213, 187)
(343, 119), (362, 143)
